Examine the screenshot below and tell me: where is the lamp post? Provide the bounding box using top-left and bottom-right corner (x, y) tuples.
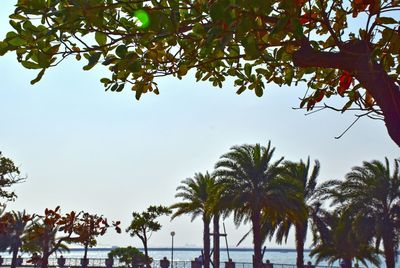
(170, 231), (175, 268)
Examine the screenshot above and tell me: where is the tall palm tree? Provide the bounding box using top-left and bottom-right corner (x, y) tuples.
(330, 158), (400, 268)
(273, 158), (320, 268)
(171, 172), (218, 268)
(214, 142), (285, 268)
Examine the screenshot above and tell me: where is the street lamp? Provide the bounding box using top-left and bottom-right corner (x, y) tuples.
(170, 231), (175, 268)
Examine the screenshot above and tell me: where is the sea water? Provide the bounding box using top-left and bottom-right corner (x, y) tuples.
(2, 248), (392, 267)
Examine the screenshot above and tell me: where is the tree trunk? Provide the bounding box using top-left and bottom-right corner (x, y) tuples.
(382, 228), (395, 268)
(292, 39), (400, 147)
(213, 213), (220, 268)
(41, 235), (50, 268)
(203, 216), (211, 268)
(251, 209), (262, 268)
(10, 246), (19, 268)
(83, 242), (89, 268)
(342, 258), (352, 268)
(294, 223), (307, 268)
(41, 252), (49, 268)
(144, 239), (150, 268)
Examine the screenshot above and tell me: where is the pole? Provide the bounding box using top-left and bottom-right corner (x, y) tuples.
(223, 222), (230, 260)
(171, 231), (175, 268)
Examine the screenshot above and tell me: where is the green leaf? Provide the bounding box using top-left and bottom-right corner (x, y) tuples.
(83, 52), (101, 70)
(128, 61), (141, 73)
(116, 45), (127, 58)
(110, 83), (119, 92)
(6, 31), (26, 46)
(244, 63), (252, 77)
(236, 85), (246, 95)
(255, 85), (263, 97)
(21, 60), (41, 69)
(100, 78), (111, 84)
(242, 35), (260, 59)
(116, 84), (124, 92)
(95, 32), (107, 46)
(30, 69), (46, 85)
(376, 17), (398, 25)
(284, 67), (294, 85)
(341, 100), (353, 113)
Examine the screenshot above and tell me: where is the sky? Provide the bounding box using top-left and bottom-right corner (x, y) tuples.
(0, 1), (399, 250)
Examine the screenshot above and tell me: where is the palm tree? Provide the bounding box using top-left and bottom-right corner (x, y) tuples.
(0, 210), (32, 268)
(10, 211), (30, 268)
(273, 158), (320, 268)
(310, 206), (380, 268)
(214, 142), (286, 268)
(330, 158), (400, 268)
(22, 223), (70, 268)
(171, 172), (218, 268)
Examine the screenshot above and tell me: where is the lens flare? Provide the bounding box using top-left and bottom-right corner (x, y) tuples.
(133, 10), (150, 29)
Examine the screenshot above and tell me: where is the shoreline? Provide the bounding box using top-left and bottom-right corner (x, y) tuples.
(65, 247), (310, 252)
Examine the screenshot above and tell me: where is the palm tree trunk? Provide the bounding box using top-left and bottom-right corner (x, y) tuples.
(251, 209), (262, 268)
(203, 216), (211, 268)
(10, 246), (19, 268)
(213, 214), (220, 268)
(295, 223), (306, 268)
(382, 234), (395, 268)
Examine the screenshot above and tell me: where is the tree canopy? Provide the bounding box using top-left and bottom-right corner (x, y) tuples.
(126, 205), (171, 266)
(0, 152), (25, 204)
(1, 1), (399, 145)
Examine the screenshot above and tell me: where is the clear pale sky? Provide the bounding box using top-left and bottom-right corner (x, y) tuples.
(0, 1), (398, 249)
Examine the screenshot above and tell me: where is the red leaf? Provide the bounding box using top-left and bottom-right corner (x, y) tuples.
(338, 71), (353, 96)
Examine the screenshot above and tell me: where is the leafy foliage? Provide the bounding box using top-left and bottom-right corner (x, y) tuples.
(310, 207), (381, 268)
(271, 158), (321, 268)
(71, 213), (121, 267)
(322, 158), (400, 268)
(214, 142), (295, 268)
(22, 207), (120, 268)
(0, 153), (25, 203)
(1, 1), (400, 145)
(0, 210), (34, 268)
(126, 205), (171, 265)
(171, 172), (219, 268)
(108, 246), (149, 268)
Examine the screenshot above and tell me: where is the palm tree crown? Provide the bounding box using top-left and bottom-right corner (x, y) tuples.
(214, 142), (285, 268)
(171, 172), (219, 268)
(273, 158), (320, 268)
(333, 158), (400, 268)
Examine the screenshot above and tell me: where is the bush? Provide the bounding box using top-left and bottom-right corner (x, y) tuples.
(108, 246), (152, 267)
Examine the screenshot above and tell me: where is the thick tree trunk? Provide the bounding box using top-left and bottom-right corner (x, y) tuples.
(353, 60), (400, 148)
(251, 209), (262, 268)
(294, 223), (307, 268)
(203, 217), (211, 268)
(382, 225), (395, 268)
(213, 214), (220, 268)
(41, 252), (49, 268)
(293, 39), (400, 147)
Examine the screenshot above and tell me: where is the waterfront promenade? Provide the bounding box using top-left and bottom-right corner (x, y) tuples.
(0, 257), (338, 268)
